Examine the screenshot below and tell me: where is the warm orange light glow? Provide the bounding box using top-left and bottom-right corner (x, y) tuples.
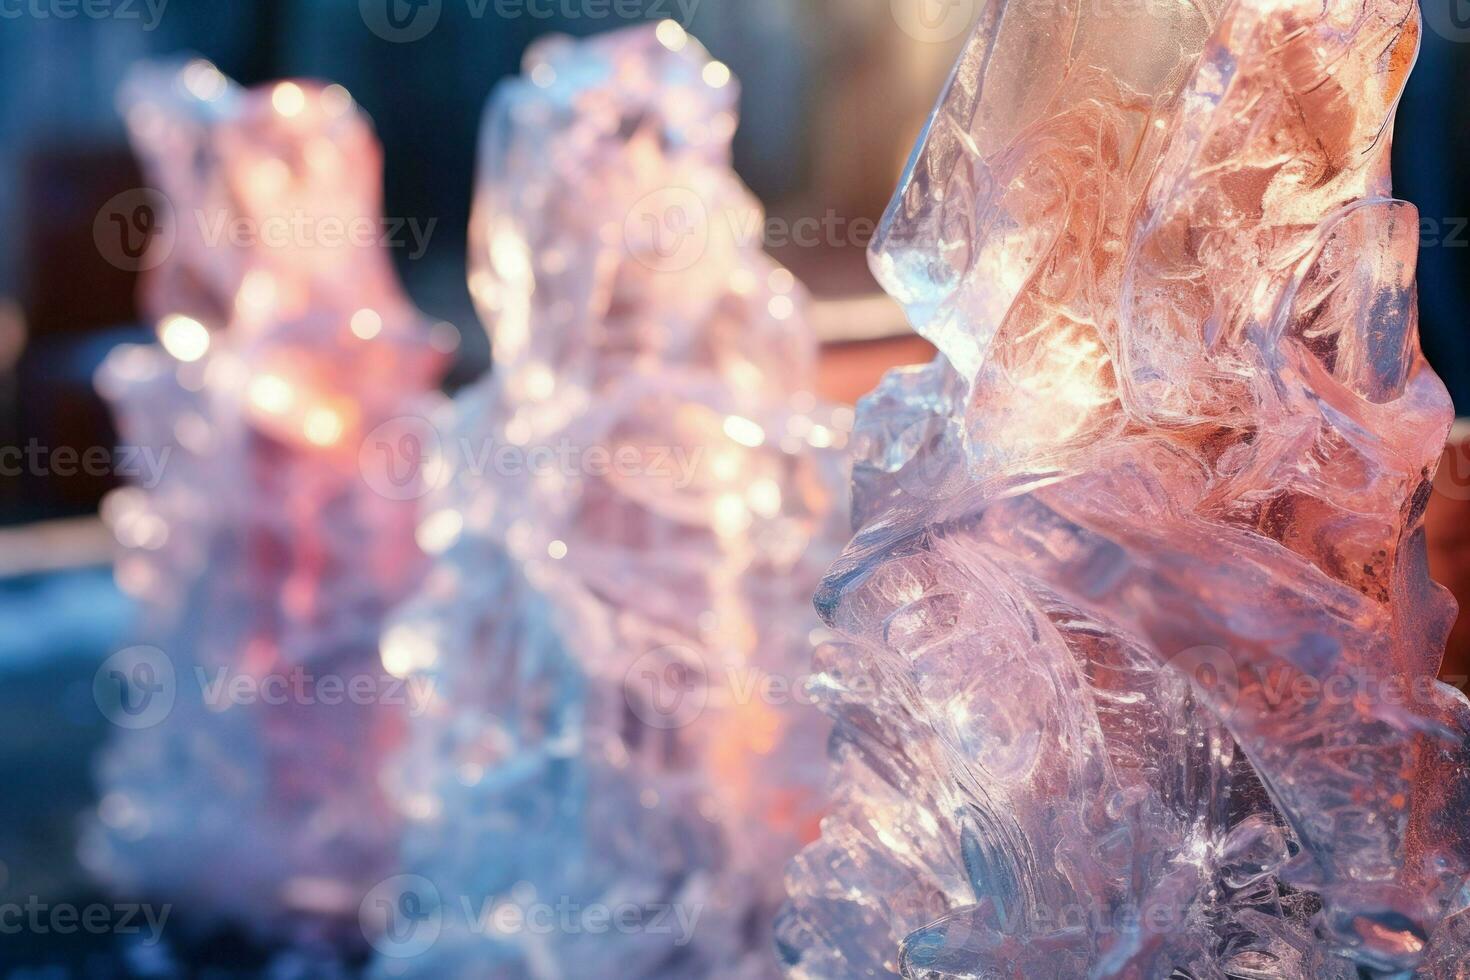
(272, 82), (307, 118)
(158, 315), (211, 363)
(302, 406), (345, 447)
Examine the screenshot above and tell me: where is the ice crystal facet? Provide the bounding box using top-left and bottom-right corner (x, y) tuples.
(86, 62), (445, 943)
(369, 25), (848, 979)
(778, 1), (1470, 976)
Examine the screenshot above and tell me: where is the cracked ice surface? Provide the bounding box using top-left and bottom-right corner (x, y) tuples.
(778, 0), (1470, 976)
(370, 25), (849, 980)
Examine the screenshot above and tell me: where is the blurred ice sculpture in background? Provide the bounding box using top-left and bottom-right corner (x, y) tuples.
(369, 24), (848, 979)
(84, 60), (448, 945)
(777, 0), (1470, 976)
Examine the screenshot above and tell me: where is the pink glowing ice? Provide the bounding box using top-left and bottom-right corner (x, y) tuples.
(370, 25), (848, 978)
(778, 0), (1470, 976)
(86, 61), (446, 944)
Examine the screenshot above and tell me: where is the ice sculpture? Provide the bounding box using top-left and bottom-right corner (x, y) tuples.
(777, 0), (1470, 976)
(85, 61), (446, 943)
(369, 24), (847, 978)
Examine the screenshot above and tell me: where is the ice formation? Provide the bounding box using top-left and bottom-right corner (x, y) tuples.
(369, 25), (847, 978)
(85, 60), (446, 942)
(777, 0), (1470, 976)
